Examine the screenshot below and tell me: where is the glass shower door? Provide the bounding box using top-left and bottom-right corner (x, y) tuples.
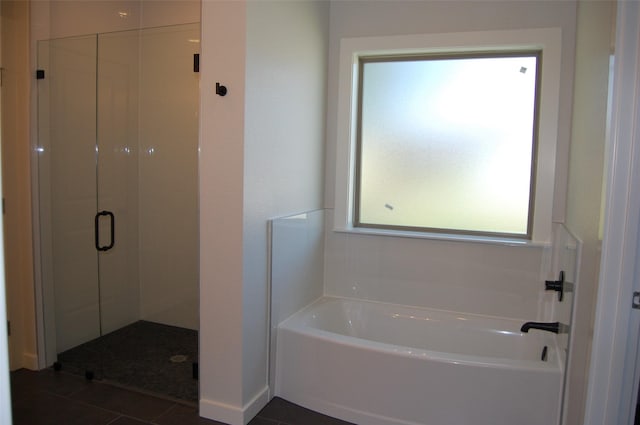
(37, 35), (102, 366)
(37, 23), (200, 401)
(37, 32), (139, 379)
(94, 24), (200, 400)
(95, 28), (141, 340)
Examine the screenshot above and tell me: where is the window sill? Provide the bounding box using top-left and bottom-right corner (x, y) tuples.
(333, 225), (550, 248)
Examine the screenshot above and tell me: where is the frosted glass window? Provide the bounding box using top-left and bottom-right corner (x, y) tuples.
(356, 53), (540, 238)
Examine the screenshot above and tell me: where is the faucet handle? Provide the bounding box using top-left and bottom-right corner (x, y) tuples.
(545, 270), (566, 302)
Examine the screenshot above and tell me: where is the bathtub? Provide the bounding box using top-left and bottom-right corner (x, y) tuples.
(275, 297), (562, 425)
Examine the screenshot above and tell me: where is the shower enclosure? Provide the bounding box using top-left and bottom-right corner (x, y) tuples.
(35, 23), (200, 401)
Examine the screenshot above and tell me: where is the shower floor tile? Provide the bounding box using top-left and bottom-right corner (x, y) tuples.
(57, 320), (198, 402)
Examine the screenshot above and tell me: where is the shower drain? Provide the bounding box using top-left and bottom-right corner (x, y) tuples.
(169, 354), (188, 363)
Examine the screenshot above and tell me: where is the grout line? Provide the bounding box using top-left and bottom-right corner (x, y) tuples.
(97, 377), (197, 408)
(35, 391), (126, 421)
(150, 403), (177, 425)
(105, 415), (126, 425)
(35, 370), (189, 424)
(109, 413), (158, 425)
(149, 402), (181, 423)
(49, 369), (94, 398)
(42, 380), (172, 423)
(254, 418), (281, 425)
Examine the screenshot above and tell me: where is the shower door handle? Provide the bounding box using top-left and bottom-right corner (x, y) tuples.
(95, 210), (115, 251)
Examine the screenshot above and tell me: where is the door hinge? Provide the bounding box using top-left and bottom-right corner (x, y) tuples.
(7, 321), (10, 337)
(633, 292), (640, 309)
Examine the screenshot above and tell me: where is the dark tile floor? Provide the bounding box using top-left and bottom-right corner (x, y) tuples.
(58, 321), (198, 402)
(10, 368), (353, 425)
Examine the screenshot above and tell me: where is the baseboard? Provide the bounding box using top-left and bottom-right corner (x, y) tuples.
(22, 352), (39, 370)
(243, 386), (269, 423)
(200, 386), (269, 425)
(199, 398), (243, 425)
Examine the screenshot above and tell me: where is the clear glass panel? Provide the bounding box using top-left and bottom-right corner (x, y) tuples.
(37, 36), (101, 360)
(96, 28), (141, 338)
(358, 54), (538, 237)
(134, 24), (200, 332)
(94, 23), (200, 400)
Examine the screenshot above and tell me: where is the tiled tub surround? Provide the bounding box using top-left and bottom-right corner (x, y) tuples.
(324, 212), (552, 321)
(276, 297), (562, 425)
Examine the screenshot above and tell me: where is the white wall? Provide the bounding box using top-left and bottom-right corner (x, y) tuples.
(243, 0), (328, 410)
(584, 3), (640, 423)
(32, 0), (199, 40)
(2, 0), (38, 371)
(325, 213), (552, 320)
(0, 108), (12, 425)
(563, 3), (614, 424)
(323, 0), (577, 321)
(198, 1), (329, 423)
(198, 1), (245, 422)
(324, 0), (577, 220)
(0, 3), (16, 421)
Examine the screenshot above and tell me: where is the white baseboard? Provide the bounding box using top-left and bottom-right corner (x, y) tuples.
(243, 386), (269, 423)
(22, 352), (39, 370)
(199, 386), (269, 425)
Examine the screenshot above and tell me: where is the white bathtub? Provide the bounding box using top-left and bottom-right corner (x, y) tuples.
(275, 297), (562, 425)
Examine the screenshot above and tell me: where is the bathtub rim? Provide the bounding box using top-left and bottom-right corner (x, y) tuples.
(278, 295), (562, 373)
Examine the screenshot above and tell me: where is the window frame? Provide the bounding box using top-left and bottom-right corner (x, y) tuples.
(352, 51), (543, 240)
(333, 29), (562, 244)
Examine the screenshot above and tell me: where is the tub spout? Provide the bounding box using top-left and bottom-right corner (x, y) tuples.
(520, 321), (568, 334)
